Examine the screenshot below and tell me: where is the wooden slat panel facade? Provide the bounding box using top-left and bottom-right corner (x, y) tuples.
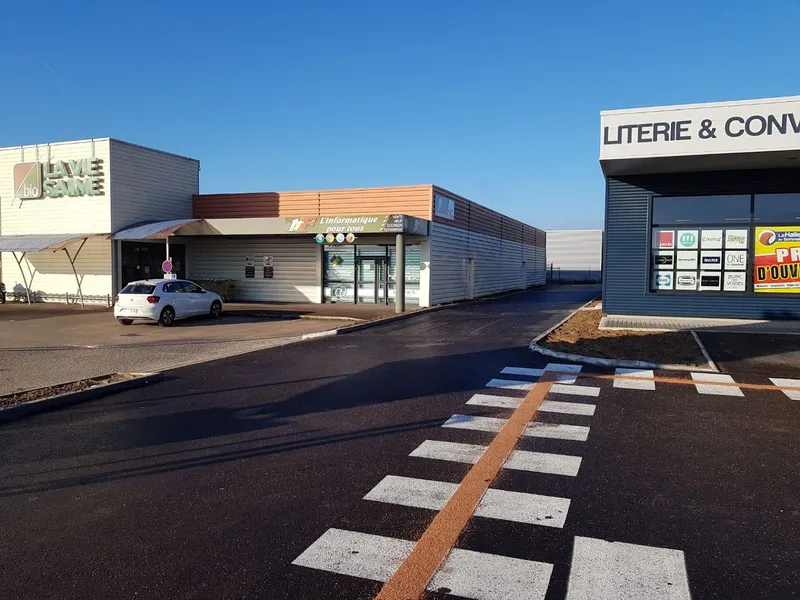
(502, 217), (524, 243)
(194, 186), (433, 220)
(318, 186), (432, 219)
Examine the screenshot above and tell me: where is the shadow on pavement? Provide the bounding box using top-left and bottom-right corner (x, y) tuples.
(0, 346), (526, 496)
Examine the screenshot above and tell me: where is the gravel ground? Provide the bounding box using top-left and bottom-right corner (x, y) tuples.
(542, 309), (708, 366)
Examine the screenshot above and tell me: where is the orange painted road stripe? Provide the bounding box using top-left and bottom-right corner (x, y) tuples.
(588, 373), (800, 392)
(374, 373), (557, 600)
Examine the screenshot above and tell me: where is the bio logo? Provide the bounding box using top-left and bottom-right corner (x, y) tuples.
(679, 233), (696, 247)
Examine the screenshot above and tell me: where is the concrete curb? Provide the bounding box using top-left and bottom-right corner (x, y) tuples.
(528, 341), (717, 372)
(531, 296), (601, 345)
(0, 372), (164, 424)
(690, 330), (720, 372)
(528, 295), (719, 373)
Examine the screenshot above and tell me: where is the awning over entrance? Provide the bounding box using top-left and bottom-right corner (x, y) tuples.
(0, 233), (106, 307)
(111, 219), (204, 240)
(0, 233), (100, 252)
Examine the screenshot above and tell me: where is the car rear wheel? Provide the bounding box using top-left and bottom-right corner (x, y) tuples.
(210, 300), (222, 318)
(117, 319), (133, 326)
(158, 306), (176, 327)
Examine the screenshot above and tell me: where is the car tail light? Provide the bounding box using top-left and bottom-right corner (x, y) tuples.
(114, 295), (119, 304)
(146, 296), (160, 304)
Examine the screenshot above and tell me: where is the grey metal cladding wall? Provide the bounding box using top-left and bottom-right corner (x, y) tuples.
(546, 230), (603, 282)
(605, 168), (800, 319)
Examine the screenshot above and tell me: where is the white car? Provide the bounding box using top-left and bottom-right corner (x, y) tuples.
(114, 279), (224, 326)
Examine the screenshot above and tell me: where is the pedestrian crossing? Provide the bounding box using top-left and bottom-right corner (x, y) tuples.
(289, 359), (800, 599)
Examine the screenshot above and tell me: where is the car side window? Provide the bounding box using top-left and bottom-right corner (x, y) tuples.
(163, 283), (175, 293)
(183, 283), (203, 293)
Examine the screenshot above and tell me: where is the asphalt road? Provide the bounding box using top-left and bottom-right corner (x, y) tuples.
(0, 312), (351, 394)
(2, 284), (799, 600)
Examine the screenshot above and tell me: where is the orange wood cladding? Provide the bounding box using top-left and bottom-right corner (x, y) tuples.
(193, 185), (434, 220)
(192, 184), (544, 248)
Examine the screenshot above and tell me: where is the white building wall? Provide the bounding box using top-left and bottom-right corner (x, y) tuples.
(109, 140), (199, 231)
(429, 222), (546, 305)
(546, 229), (603, 282)
(189, 237), (319, 303)
(0, 139), (113, 299)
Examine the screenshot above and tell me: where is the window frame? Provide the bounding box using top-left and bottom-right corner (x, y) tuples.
(647, 193), (759, 297)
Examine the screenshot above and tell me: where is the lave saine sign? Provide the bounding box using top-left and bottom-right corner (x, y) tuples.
(14, 158), (104, 199)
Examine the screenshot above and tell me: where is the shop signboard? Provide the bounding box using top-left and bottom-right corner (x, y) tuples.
(700, 251), (722, 270)
(700, 230), (723, 249)
(725, 230), (748, 249)
(653, 230), (675, 249)
(654, 251), (674, 269)
(699, 272), (722, 291)
(725, 250), (747, 270)
(754, 227), (800, 292)
(676, 251), (698, 270)
(677, 230), (699, 250)
(601, 97), (800, 162)
(13, 159), (104, 199)
(675, 272), (698, 291)
(652, 271), (673, 290)
(724, 272), (746, 292)
(286, 215), (406, 234)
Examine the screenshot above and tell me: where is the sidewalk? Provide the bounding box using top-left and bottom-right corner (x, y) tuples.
(600, 314), (800, 334)
(225, 302), (410, 321)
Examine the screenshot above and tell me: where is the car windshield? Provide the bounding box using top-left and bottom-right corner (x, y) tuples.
(121, 284), (156, 294)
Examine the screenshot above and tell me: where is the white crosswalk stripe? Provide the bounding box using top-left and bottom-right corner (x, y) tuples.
(293, 529), (554, 600)
(613, 368), (656, 390)
(691, 372), (744, 397)
(539, 400), (596, 416)
(467, 393), (523, 409)
(485, 378), (533, 391)
(501, 366), (578, 384)
(364, 475), (570, 527)
(292, 528), (412, 583)
(550, 383), (601, 397)
(443, 414), (591, 441)
(429, 547), (553, 600)
(770, 377), (800, 400)
(526, 422), (591, 441)
(565, 536), (691, 600)
(443, 414), (506, 433)
(409, 440), (582, 476)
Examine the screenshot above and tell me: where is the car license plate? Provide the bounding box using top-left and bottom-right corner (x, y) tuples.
(124, 308), (139, 314)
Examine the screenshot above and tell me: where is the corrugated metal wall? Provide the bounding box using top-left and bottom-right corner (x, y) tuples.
(189, 237), (319, 303)
(546, 230), (603, 282)
(604, 168), (800, 318)
(429, 223), (546, 304)
(109, 140), (199, 232)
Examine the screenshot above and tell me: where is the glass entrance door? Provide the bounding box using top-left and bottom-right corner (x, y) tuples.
(356, 257), (389, 304)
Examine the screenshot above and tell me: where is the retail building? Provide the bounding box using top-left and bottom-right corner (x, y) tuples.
(601, 95), (800, 319)
(0, 138), (546, 310)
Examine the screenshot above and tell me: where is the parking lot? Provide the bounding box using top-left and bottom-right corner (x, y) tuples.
(0, 305), (356, 395)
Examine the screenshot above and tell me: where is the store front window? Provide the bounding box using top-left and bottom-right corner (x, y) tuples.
(121, 241), (185, 285)
(650, 193), (800, 294)
(323, 244), (421, 304)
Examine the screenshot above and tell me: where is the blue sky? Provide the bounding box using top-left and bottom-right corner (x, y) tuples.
(1, 0), (798, 229)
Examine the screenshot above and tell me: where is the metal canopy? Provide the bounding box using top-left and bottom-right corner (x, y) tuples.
(0, 233), (103, 308)
(0, 233), (99, 253)
(112, 219), (201, 240)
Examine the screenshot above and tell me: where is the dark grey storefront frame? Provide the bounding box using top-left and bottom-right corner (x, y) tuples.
(603, 167), (800, 319)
